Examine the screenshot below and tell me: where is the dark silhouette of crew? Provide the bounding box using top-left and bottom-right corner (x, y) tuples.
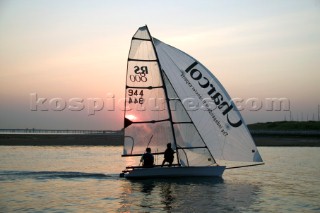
(141, 147), (154, 168)
(161, 143), (175, 167)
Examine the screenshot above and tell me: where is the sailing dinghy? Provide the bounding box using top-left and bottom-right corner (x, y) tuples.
(120, 26), (263, 179)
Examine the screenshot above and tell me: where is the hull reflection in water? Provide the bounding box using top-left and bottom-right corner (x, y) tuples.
(118, 177), (260, 212)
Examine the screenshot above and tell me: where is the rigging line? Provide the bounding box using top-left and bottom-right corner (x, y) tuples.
(122, 152), (165, 157)
(226, 163), (265, 169)
(176, 144), (189, 166)
(146, 135), (153, 148)
(177, 146), (207, 150)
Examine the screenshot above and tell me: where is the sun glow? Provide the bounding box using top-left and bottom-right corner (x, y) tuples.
(126, 114), (137, 121)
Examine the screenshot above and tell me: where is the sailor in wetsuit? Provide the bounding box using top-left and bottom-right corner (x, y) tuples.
(140, 147), (154, 168)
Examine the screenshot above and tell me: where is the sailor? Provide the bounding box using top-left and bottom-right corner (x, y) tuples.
(140, 147), (154, 168)
(161, 143), (175, 167)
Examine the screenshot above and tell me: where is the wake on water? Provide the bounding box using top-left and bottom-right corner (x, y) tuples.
(0, 170), (225, 185)
(0, 171), (115, 181)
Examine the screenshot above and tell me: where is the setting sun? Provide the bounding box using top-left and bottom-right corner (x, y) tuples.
(126, 114), (137, 121)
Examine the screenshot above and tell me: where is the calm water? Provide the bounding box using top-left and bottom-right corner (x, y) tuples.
(0, 146), (319, 212)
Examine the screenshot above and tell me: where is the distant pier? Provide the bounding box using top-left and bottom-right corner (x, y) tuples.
(0, 129), (124, 146)
(0, 128), (119, 135)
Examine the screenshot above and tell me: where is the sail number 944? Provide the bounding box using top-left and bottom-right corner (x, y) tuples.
(128, 89), (144, 104)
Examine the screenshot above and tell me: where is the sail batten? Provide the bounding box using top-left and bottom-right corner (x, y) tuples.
(128, 59), (158, 62)
(129, 118), (170, 124)
(126, 86), (163, 89)
(132, 37), (152, 41)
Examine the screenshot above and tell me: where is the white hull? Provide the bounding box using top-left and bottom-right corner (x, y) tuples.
(123, 166), (225, 179)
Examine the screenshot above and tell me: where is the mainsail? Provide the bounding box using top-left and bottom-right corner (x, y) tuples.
(123, 26), (175, 160)
(123, 26), (262, 166)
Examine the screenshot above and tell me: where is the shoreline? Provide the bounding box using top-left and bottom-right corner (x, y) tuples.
(252, 135), (320, 146)
(0, 134), (124, 146)
(0, 134), (319, 147)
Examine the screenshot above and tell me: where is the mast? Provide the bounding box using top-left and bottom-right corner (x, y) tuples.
(145, 26), (181, 165)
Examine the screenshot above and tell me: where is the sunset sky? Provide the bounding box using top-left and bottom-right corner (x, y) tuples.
(1, 0), (319, 130)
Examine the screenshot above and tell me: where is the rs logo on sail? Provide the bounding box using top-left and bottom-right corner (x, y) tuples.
(134, 66), (148, 76)
(130, 66), (148, 82)
(185, 62), (242, 128)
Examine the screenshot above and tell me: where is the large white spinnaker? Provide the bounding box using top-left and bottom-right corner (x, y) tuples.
(154, 38), (263, 163)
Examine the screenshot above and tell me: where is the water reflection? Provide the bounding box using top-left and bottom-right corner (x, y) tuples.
(160, 181), (174, 212)
(118, 177), (260, 212)
(140, 180), (156, 194)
